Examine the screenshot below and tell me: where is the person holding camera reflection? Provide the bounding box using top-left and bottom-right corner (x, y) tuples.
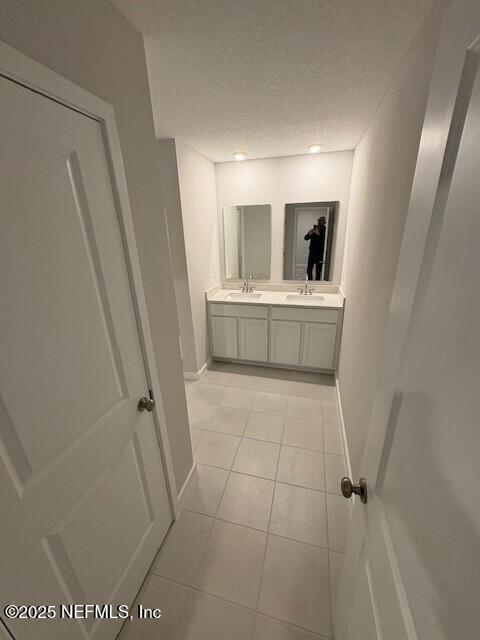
(304, 216), (326, 280)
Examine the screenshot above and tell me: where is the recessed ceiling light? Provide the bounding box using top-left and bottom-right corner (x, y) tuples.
(309, 144), (322, 154)
(233, 151), (246, 161)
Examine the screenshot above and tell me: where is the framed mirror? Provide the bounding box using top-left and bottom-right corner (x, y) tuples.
(223, 204), (271, 280)
(283, 201), (338, 280)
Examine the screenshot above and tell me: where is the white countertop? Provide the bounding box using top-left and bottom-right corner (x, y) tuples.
(207, 288), (344, 309)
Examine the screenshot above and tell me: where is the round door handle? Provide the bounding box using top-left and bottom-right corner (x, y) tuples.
(138, 396), (155, 412)
(341, 476), (368, 503)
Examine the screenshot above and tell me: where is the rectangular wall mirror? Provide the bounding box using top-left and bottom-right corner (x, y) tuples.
(223, 204), (271, 280)
(283, 201), (338, 281)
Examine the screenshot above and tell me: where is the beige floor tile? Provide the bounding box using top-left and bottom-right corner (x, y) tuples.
(323, 424), (343, 455)
(258, 535), (331, 636)
(177, 590), (256, 640)
(287, 381), (323, 400)
(289, 372), (336, 402)
(187, 396), (217, 429)
(244, 412), (285, 443)
(258, 376), (294, 395)
(228, 371), (264, 390)
(253, 391), (288, 415)
(277, 446), (325, 491)
(324, 453), (346, 494)
(254, 613), (324, 639)
(193, 520), (266, 608)
(283, 418), (323, 451)
(200, 369), (234, 386)
(117, 574), (189, 640)
(209, 406), (250, 436)
(329, 550), (344, 611)
(233, 438), (280, 480)
(323, 401), (340, 424)
(217, 472), (275, 531)
(182, 464), (229, 516)
(269, 483), (327, 547)
(222, 387), (257, 410)
(192, 383), (228, 406)
(286, 396), (323, 422)
(194, 431), (241, 469)
(317, 384), (337, 403)
(150, 510), (213, 585)
(326, 493), (350, 553)
(190, 428), (205, 452)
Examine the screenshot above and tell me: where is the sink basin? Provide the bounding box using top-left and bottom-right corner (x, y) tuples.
(285, 294), (325, 305)
(227, 292), (263, 301)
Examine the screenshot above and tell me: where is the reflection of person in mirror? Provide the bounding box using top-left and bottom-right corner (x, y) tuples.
(304, 216), (327, 280)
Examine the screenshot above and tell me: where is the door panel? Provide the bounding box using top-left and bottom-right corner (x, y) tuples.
(337, 6), (480, 640)
(345, 551), (380, 640)
(301, 323), (336, 369)
(378, 44), (480, 639)
(238, 318), (268, 361)
(269, 320), (301, 365)
(211, 316), (238, 358)
(0, 76), (172, 639)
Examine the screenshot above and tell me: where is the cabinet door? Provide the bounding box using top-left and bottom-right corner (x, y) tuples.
(238, 318), (268, 362)
(211, 316), (238, 358)
(301, 322), (337, 369)
(270, 320), (301, 365)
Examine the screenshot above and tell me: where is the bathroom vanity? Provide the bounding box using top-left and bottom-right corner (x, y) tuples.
(207, 289), (344, 372)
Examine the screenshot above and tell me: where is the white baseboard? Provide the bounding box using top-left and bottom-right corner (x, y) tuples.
(176, 462), (196, 510)
(183, 359), (211, 381)
(335, 374), (352, 480)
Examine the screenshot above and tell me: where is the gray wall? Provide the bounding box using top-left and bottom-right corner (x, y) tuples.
(338, 7), (442, 477)
(0, 0), (193, 494)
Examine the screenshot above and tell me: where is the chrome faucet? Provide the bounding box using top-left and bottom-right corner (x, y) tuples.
(241, 274), (255, 293)
(299, 275), (313, 295)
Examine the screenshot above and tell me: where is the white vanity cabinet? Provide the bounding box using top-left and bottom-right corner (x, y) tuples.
(301, 322), (337, 368)
(208, 299), (343, 372)
(238, 317), (269, 361)
(270, 320), (301, 365)
(210, 315), (238, 358)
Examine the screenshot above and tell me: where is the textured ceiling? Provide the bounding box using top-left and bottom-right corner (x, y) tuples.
(112, 0), (434, 162)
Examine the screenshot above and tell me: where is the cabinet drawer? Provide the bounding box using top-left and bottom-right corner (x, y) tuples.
(271, 306), (338, 324)
(209, 302), (268, 319)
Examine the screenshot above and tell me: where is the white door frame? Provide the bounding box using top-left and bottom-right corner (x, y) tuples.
(0, 41), (179, 521)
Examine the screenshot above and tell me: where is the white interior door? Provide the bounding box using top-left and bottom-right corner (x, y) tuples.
(337, 6), (480, 640)
(0, 75), (172, 639)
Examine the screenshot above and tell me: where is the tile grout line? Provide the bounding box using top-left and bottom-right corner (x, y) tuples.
(154, 573), (333, 640)
(178, 508), (339, 554)
(192, 460), (344, 498)
(185, 455), (235, 598)
(254, 419), (283, 612)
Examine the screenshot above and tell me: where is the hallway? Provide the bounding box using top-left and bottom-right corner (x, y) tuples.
(119, 364), (349, 639)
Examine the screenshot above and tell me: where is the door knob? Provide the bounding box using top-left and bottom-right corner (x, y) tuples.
(138, 396), (155, 412)
(341, 476), (367, 503)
